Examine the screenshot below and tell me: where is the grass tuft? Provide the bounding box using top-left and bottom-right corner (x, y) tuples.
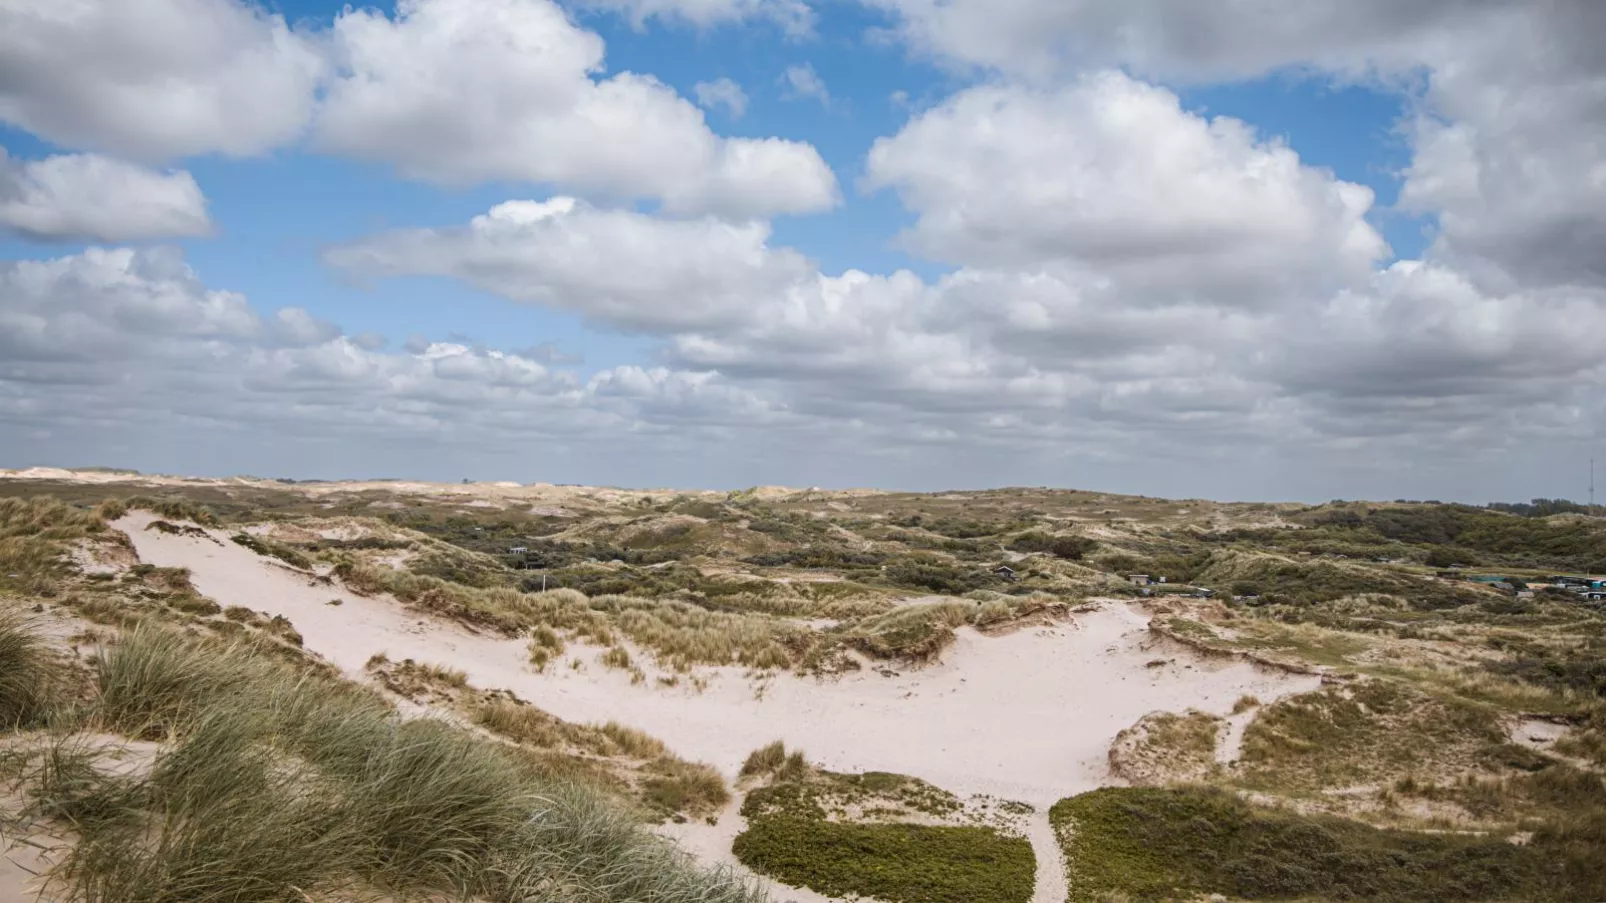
(740, 740), (807, 781)
(0, 611), (61, 728)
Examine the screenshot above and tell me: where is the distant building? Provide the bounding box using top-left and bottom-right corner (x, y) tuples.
(993, 565), (1017, 581)
(507, 546), (528, 554)
(1126, 574), (1152, 586)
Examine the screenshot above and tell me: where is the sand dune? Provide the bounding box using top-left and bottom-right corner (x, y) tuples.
(115, 511), (1321, 902)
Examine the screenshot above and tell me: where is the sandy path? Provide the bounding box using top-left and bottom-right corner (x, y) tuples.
(117, 512), (1320, 901)
(661, 802), (851, 903)
(1023, 811), (1067, 903)
(1217, 707), (1259, 765)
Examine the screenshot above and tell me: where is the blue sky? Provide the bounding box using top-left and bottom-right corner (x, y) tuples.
(1, 0), (1600, 500)
(3, 0), (1415, 369)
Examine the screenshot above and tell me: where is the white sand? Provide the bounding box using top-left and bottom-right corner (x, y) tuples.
(1217, 706), (1260, 765)
(115, 511), (1321, 902)
(0, 806), (64, 903)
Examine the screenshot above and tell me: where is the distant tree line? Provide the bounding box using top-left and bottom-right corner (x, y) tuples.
(1486, 498), (1591, 517)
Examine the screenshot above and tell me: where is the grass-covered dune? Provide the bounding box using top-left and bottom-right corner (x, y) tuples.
(1051, 786), (1606, 903)
(0, 616), (762, 903)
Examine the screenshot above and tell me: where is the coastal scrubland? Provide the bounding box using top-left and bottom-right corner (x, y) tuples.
(2, 469), (1604, 903)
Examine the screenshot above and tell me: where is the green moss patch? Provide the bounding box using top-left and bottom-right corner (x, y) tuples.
(733, 819), (1033, 903)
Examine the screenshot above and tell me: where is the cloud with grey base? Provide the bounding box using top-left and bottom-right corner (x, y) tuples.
(0, 148), (211, 243)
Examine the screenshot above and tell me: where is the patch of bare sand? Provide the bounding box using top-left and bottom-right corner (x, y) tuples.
(0, 734), (159, 903)
(0, 808), (65, 903)
(116, 511), (1320, 902)
(660, 802), (851, 903)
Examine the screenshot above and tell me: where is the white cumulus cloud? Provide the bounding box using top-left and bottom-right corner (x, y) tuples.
(0, 0), (324, 160)
(865, 73), (1387, 307)
(781, 63), (830, 106)
(0, 148), (211, 242)
(317, 0), (838, 217)
(694, 78), (750, 118)
(325, 197), (815, 333)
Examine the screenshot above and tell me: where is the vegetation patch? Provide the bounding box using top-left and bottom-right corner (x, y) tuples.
(734, 758), (1033, 903)
(0, 611), (62, 728)
(733, 818), (1034, 903)
(740, 740), (807, 781)
(1051, 786), (1593, 902)
(2, 620), (756, 901)
(1237, 681), (1504, 793)
(1108, 709), (1222, 784)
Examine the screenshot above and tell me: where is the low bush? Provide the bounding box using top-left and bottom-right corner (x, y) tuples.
(1009, 531), (1097, 560)
(641, 758), (730, 816)
(1486, 650), (1606, 698)
(733, 819), (1033, 903)
(1051, 786), (1577, 902)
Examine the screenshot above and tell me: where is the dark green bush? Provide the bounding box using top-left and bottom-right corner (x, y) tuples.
(1009, 532), (1097, 560)
(1051, 786), (1577, 902)
(733, 819), (1033, 903)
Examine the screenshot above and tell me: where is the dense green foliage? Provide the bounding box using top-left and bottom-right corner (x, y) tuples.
(1302, 504), (1606, 570)
(733, 819), (1033, 903)
(1051, 786), (1596, 902)
(1009, 531), (1098, 559)
(1487, 498), (1591, 517)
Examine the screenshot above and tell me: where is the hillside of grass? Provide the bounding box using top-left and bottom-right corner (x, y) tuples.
(0, 617), (761, 902)
(1051, 786), (1604, 903)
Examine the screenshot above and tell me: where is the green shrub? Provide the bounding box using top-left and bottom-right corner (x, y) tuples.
(733, 819), (1033, 903)
(641, 758), (730, 816)
(1050, 786), (1573, 902)
(1009, 531), (1097, 559)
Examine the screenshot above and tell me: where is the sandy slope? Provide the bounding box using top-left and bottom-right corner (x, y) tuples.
(115, 512), (1321, 902)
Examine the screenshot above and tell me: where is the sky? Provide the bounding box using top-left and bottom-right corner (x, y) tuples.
(1, 0), (1603, 503)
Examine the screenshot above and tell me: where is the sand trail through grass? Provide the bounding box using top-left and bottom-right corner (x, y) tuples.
(116, 510), (1322, 901)
(118, 510), (1319, 804)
